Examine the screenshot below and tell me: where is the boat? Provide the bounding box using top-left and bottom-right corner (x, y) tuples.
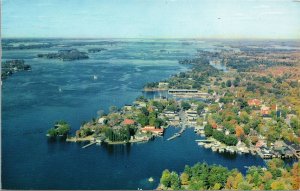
(211, 147), (217, 152)
(93, 75), (98, 80)
(198, 142), (205, 146)
(218, 148), (225, 153)
(148, 177), (154, 182)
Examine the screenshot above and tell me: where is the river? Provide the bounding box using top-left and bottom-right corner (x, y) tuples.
(2, 39), (265, 189)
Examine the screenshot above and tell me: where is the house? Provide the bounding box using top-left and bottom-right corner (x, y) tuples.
(261, 105), (270, 116)
(255, 140), (266, 148)
(141, 125), (164, 135)
(124, 104), (133, 111)
(123, 119), (135, 125)
(158, 82), (169, 89)
(248, 99), (262, 107)
(98, 117), (107, 125)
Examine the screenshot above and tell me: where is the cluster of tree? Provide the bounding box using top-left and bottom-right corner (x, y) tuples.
(159, 159), (299, 190)
(3, 43), (54, 50)
(47, 121), (71, 138)
(226, 57), (293, 72)
(136, 107), (166, 128)
(204, 124), (238, 146)
(37, 49), (89, 61)
(1, 59), (31, 79)
(103, 126), (135, 142)
(144, 82), (159, 89)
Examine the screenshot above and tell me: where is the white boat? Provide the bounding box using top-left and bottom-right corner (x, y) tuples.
(218, 148), (225, 153)
(211, 147), (217, 152)
(198, 142), (205, 146)
(93, 75), (98, 80)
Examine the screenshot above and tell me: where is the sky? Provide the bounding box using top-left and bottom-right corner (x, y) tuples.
(2, 0), (300, 39)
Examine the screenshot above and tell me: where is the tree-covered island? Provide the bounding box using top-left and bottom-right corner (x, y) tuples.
(1, 59), (31, 80)
(38, 49), (89, 61)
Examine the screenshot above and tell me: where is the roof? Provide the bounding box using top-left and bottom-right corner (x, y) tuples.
(247, 99), (261, 106)
(141, 126), (164, 133)
(123, 119), (135, 125)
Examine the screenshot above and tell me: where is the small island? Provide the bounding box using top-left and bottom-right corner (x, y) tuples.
(46, 120), (71, 139)
(1, 59), (31, 80)
(37, 49), (89, 61)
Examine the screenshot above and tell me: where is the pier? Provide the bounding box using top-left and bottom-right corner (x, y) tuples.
(167, 127), (186, 141)
(82, 141), (96, 149)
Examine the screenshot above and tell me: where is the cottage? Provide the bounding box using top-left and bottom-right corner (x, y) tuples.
(124, 104), (133, 111)
(98, 117), (107, 125)
(141, 125), (164, 135)
(158, 82), (169, 89)
(261, 105), (270, 116)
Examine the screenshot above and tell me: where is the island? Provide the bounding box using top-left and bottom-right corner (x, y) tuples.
(1, 59), (31, 80)
(46, 120), (71, 138)
(37, 49), (89, 61)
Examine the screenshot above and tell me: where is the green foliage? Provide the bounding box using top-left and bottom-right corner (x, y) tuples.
(204, 124), (213, 137)
(47, 121), (70, 138)
(160, 169), (171, 187)
(226, 80), (232, 87)
(160, 159), (298, 190)
(47, 128), (57, 137)
(181, 101), (191, 110)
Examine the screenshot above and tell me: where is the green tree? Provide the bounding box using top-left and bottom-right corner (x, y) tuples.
(181, 101), (191, 110)
(180, 172), (189, 185)
(170, 171), (181, 190)
(226, 80), (232, 87)
(160, 169), (171, 187)
(204, 124), (213, 137)
(47, 128), (57, 137)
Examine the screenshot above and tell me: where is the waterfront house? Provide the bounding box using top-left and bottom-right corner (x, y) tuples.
(98, 117), (107, 125)
(124, 104), (133, 111)
(158, 82), (169, 89)
(141, 125), (164, 135)
(285, 141), (300, 159)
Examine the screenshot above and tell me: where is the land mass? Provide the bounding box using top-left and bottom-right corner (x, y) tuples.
(37, 49), (89, 61)
(1, 59), (31, 80)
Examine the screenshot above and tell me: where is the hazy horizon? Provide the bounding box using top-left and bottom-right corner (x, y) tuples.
(2, 0), (300, 39)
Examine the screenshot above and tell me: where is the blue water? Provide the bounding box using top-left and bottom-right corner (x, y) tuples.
(2, 39), (265, 189)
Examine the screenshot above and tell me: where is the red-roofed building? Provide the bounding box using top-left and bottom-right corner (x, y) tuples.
(141, 125), (164, 135)
(255, 140), (265, 148)
(248, 99), (262, 107)
(123, 119), (135, 125)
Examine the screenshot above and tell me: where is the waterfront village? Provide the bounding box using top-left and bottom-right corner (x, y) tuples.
(47, 46), (300, 163)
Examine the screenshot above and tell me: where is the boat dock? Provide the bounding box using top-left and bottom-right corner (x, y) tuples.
(167, 122), (186, 141)
(82, 141), (96, 149)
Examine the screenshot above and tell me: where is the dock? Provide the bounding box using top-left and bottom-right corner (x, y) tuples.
(167, 122), (186, 141)
(82, 141), (96, 149)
